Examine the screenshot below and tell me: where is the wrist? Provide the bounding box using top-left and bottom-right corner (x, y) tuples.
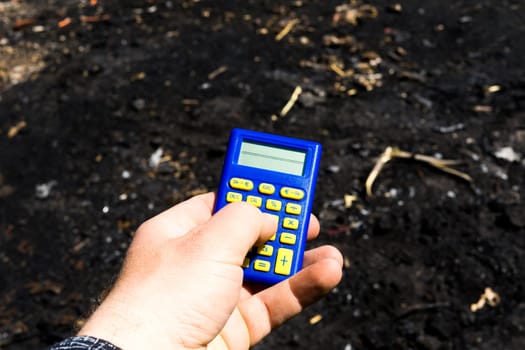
(78, 297), (184, 350)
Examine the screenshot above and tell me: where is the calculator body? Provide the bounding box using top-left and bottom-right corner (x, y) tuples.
(215, 128), (322, 285)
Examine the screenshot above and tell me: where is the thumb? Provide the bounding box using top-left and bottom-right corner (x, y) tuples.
(189, 202), (278, 266)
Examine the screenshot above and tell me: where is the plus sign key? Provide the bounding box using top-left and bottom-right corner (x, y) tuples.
(274, 248), (294, 275)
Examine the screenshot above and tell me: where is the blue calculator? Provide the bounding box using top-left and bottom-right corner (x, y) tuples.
(214, 128), (322, 285)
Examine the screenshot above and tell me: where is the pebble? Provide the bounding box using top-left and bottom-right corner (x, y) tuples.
(327, 165), (340, 173)
(35, 180), (57, 199)
(148, 148), (163, 168)
(32, 25), (45, 33)
(494, 146), (521, 162)
(132, 98), (146, 111)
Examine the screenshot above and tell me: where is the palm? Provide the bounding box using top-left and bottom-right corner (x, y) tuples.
(109, 193), (342, 349)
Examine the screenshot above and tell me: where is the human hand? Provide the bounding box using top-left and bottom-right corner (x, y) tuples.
(78, 192), (343, 349)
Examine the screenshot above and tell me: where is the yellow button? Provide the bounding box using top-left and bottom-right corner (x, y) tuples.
(265, 199), (282, 211)
(274, 248), (294, 275)
(280, 187), (304, 200)
(268, 233), (276, 241)
(226, 192), (243, 202)
(246, 195), (262, 207)
(280, 233), (297, 245)
(242, 257), (250, 268)
(253, 259), (271, 272)
(257, 245), (274, 257)
(283, 217), (299, 230)
(259, 183), (275, 195)
(230, 178), (254, 191)
(285, 203), (302, 215)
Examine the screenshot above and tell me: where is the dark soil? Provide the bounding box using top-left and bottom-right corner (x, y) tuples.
(1, 1), (524, 349)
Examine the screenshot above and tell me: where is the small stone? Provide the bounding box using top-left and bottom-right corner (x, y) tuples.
(132, 98), (146, 111)
(35, 181), (57, 199)
(327, 165), (340, 173)
(149, 148), (163, 168)
(459, 16), (472, 23)
(494, 146), (521, 162)
(32, 25), (45, 33)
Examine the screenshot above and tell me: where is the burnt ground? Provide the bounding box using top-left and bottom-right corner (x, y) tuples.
(1, 0), (525, 349)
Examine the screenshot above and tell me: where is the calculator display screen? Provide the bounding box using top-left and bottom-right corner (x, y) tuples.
(238, 140), (306, 176)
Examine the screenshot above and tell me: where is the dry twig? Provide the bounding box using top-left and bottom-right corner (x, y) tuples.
(365, 146), (473, 197)
(275, 19), (299, 41)
(330, 63), (353, 77)
(208, 65), (228, 80)
(280, 86), (302, 117)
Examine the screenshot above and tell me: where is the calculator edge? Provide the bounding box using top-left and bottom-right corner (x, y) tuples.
(214, 128), (322, 285)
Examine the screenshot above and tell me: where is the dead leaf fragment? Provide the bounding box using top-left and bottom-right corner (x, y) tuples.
(7, 121), (26, 138)
(13, 18), (37, 30)
(472, 105), (493, 113)
(309, 314), (323, 325)
(484, 85), (501, 94)
(81, 14), (111, 23)
(470, 287), (501, 312)
(25, 280), (64, 295)
(322, 34), (356, 47)
(58, 17), (72, 28)
(333, 3), (378, 25)
(344, 194), (358, 208)
(131, 72), (146, 81)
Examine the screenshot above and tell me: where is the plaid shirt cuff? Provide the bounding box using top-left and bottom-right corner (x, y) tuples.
(49, 335), (122, 350)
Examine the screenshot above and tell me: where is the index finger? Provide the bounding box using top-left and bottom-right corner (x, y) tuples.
(134, 192), (216, 243)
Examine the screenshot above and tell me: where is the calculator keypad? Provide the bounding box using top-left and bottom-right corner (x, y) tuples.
(225, 177), (305, 276)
